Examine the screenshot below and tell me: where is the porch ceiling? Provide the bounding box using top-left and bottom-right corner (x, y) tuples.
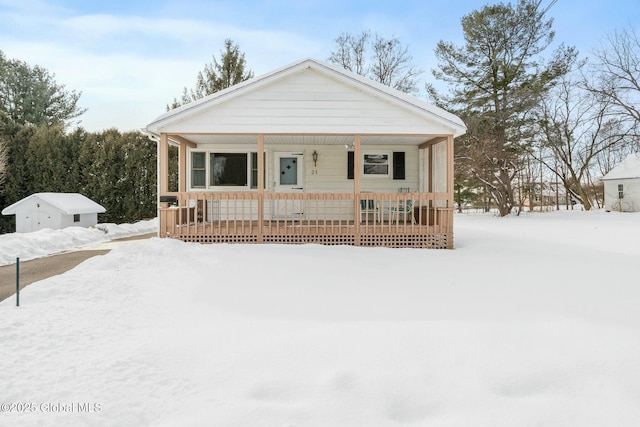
(169, 134), (441, 147)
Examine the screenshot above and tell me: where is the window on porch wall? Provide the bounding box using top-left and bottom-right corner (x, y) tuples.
(191, 152), (206, 188)
(189, 151), (264, 189)
(347, 151), (406, 180)
(211, 153), (248, 186)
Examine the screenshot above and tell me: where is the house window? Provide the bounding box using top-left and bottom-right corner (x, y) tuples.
(618, 184), (624, 199)
(191, 152), (206, 188)
(348, 151), (405, 179)
(190, 150), (264, 189)
(363, 153), (390, 176)
(211, 153), (248, 186)
(73, 214), (80, 222)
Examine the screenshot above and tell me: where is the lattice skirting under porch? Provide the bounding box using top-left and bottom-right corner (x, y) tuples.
(172, 232), (453, 249)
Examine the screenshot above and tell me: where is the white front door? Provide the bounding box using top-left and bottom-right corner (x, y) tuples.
(274, 152), (304, 218)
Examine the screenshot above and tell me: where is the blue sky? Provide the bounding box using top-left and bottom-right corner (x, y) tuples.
(1, 0), (638, 132)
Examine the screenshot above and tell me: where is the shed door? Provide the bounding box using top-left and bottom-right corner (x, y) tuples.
(32, 211), (53, 230)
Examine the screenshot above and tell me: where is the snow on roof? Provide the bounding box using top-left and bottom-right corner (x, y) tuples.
(1, 193), (106, 216)
(602, 153), (640, 180)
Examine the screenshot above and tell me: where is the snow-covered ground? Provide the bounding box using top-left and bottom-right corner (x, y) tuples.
(1, 210), (639, 426)
(0, 218), (158, 266)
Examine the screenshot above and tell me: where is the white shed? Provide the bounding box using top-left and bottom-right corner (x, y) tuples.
(1, 193), (106, 233)
(602, 153), (640, 212)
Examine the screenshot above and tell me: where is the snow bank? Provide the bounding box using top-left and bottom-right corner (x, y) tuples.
(1, 211), (639, 426)
(0, 218), (157, 266)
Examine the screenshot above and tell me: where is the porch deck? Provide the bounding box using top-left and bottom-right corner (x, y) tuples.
(159, 192), (454, 248)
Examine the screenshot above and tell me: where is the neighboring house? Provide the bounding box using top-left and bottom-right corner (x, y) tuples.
(602, 153), (640, 212)
(521, 181), (571, 211)
(1, 193), (106, 233)
(144, 58), (466, 248)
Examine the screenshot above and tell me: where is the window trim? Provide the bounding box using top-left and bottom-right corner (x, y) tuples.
(362, 151), (392, 178)
(348, 150), (406, 180)
(188, 149), (264, 191)
(190, 152), (207, 189)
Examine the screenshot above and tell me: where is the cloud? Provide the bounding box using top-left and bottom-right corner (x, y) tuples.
(0, 2), (326, 131)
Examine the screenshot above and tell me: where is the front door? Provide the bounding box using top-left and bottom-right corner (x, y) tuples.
(274, 152), (304, 218)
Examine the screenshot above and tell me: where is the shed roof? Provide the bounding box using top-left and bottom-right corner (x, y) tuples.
(145, 58), (466, 139)
(602, 153), (640, 180)
(1, 193), (106, 216)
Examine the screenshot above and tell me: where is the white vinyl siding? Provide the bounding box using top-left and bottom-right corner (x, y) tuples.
(604, 179), (640, 212)
(187, 144), (421, 220)
(160, 70), (458, 135)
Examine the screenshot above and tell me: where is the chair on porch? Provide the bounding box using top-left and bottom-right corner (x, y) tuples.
(359, 198), (379, 223)
(390, 188), (415, 224)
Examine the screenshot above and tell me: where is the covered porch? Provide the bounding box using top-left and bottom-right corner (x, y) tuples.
(146, 58), (465, 248)
(157, 133), (455, 248)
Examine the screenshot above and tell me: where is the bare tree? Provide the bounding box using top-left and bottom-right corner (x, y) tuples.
(328, 31), (369, 76)
(535, 72), (633, 210)
(585, 27), (640, 133)
(328, 31), (422, 93)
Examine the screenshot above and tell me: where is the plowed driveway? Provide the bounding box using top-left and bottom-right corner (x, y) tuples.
(0, 233), (155, 303)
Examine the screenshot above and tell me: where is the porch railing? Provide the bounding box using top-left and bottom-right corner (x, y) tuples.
(159, 192), (453, 248)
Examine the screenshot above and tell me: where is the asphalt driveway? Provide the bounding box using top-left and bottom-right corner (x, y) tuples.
(0, 233), (155, 303)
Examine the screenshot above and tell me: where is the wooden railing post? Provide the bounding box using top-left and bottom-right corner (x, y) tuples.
(257, 134), (265, 243)
(354, 135), (361, 245)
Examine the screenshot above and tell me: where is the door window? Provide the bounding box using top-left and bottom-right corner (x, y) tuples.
(279, 157), (298, 185)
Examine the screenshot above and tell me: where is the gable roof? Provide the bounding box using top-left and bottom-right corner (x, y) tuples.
(602, 153), (640, 180)
(2, 193), (106, 216)
(145, 58), (466, 137)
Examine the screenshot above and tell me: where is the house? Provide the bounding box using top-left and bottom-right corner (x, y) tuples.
(144, 58), (466, 248)
(602, 153), (640, 212)
(1, 193), (106, 233)
(520, 181), (571, 211)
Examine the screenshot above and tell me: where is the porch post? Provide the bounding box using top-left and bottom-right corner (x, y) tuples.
(428, 144), (433, 193)
(159, 133), (169, 195)
(354, 134), (361, 245)
(257, 134), (264, 243)
(158, 133), (169, 237)
(446, 134), (454, 206)
(179, 141), (187, 193)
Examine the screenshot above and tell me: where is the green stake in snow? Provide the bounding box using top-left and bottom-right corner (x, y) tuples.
(16, 257), (20, 307)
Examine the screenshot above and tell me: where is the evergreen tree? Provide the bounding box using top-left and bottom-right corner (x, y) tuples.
(83, 129), (157, 224)
(0, 50), (86, 128)
(25, 125), (81, 193)
(428, 0), (576, 216)
(168, 39), (254, 109)
(0, 120), (34, 232)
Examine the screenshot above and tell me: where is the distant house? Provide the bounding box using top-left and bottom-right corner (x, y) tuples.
(1, 193), (106, 233)
(602, 153), (640, 212)
(520, 181), (571, 211)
